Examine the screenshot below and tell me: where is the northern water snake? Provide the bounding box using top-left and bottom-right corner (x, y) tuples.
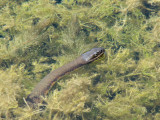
(26, 47), (105, 107)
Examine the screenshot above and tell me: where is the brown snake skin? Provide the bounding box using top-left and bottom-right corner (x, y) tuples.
(26, 48), (105, 108)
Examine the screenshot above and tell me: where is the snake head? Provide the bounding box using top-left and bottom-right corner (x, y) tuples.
(81, 47), (105, 63)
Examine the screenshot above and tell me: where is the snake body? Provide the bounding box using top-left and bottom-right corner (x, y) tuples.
(26, 47), (105, 107)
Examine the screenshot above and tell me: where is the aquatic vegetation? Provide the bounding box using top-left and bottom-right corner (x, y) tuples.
(0, 0), (160, 119)
(0, 64), (26, 119)
(45, 75), (92, 120)
(95, 49), (160, 119)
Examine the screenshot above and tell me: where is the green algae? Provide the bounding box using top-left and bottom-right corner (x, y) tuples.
(0, 0), (160, 119)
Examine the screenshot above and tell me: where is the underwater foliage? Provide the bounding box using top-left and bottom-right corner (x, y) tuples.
(0, 0), (160, 119)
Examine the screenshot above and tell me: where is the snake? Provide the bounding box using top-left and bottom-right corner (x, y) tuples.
(26, 47), (105, 108)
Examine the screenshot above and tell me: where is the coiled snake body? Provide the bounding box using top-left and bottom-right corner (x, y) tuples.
(26, 48), (105, 107)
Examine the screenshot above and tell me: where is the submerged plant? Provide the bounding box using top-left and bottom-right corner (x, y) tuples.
(45, 75), (92, 120)
(0, 0), (160, 119)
